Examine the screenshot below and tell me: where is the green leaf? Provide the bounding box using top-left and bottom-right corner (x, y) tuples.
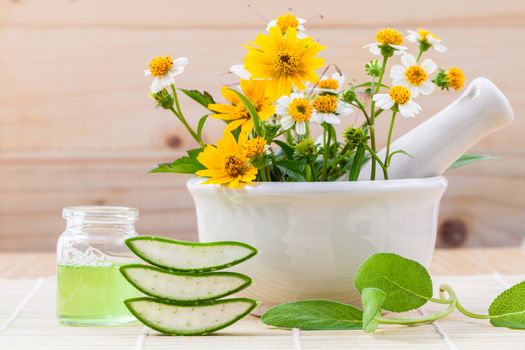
(180, 89), (215, 108)
(197, 115), (209, 141)
(276, 159), (306, 182)
(273, 140), (295, 159)
(489, 281), (525, 329)
(449, 154), (497, 169)
(349, 145), (365, 181)
(230, 89), (263, 136)
(354, 253), (433, 312)
(361, 288), (386, 333)
(261, 300), (363, 330)
(387, 149), (413, 164)
(149, 148), (204, 174)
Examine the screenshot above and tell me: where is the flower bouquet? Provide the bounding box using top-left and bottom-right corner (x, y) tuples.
(142, 12), (512, 310)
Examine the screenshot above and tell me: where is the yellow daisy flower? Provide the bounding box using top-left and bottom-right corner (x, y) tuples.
(446, 67), (465, 90)
(243, 26), (325, 98)
(208, 79), (275, 135)
(196, 131), (258, 188)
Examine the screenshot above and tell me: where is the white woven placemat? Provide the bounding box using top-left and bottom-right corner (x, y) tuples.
(0, 275), (524, 349)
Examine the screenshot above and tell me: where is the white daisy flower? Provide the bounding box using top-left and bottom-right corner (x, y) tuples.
(373, 85), (421, 118)
(407, 29), (447, 53)
(390, 54), (437, 98)
(144, 56), (188, 93)
(363, 28), (407, 56)
(230, 64), (251, 80)
(315, 72), (346, 94)
(311, 94), (354, 125)
(276, 93), (312, 135)
(267, 13), (307, 38)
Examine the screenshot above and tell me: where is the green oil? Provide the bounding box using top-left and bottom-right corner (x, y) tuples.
(57, 263), (140, 326)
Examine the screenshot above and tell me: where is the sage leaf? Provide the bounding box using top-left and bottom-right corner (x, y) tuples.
(489, 281), (525, 329)
(354, 253), (433, 312)
(449, 153), (497, 169)
(261, 300), (363, 330)
(361, 288), (386, 333)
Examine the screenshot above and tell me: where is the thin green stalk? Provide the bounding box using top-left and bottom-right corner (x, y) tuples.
(364, 144), (388, 180)
(438, 284), (493, 319)
(416, 49), (423, 62)
(321, 124), (332, 181)
(170, 86), (202, 146)
(375, 298), (457, 325)
(384, 110), (398, 169)
(368, 55), (389, 180)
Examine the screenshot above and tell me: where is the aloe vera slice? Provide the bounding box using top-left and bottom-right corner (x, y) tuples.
(125, 297), (257, 335)
(125, 236), (257, 272)
(120, 264), (252, 302)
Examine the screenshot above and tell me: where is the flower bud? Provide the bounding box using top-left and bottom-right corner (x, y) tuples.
(365, 60), (381, 77)
(343, 126), (366, 149)
(341, 89), (357, 104)
(295, 138), (317, 158)
(152, 89), (174, 109)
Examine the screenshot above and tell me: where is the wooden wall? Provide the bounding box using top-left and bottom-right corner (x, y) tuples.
(0, 0), (524, 251)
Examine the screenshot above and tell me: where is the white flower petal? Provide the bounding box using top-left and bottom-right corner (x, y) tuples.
(409, 85), (420, 98)
(173, 57), (189, 67)
(297, 31), (308, 39)
(399, 100), (422, 118)
(311, 112), (324, 124)
(280, 115), (294, 130)
(421, 59), (437, 74)
(336, 102), (354, 116)
(324, 114), (341, 124)
(266, 19), (277, 31)
(420, 81), (435, 95)
(144, 69), (152, 77)
(406, 30), (421, 42)
(230, 64), (251, 80)
(373, 94), (395, 110)
(363, 43), (381, 56)
(427, 36), (440, 44)
(392, 45), (408, 54)
(401, 54), (417, 68)
(390, 65), (405, 79)
(433, 44), (447, 53)
(295, 121), (306, 135)
(290, 92), (305, 100)
(150, 77), (165, 93)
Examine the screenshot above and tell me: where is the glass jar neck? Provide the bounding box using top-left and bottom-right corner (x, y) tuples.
(63, 206), (139, 237)
(66, 219), (137, 237)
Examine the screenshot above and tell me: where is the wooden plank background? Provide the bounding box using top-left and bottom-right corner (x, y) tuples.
(0, 0), (524, 251)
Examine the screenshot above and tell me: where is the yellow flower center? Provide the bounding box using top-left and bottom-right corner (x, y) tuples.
(404, 65), (427, 86)
(235, 105), (250, 119)
(375, 28), (403, 45)
(149, 56), (173, 77)
(242, 137), (266, 159)
(289, 98), (312, 122)
(318, 79), (339, 90)
(447, 67), (465, 90)
(276, 13), (300, 32)
(272, 49), (299, 76)
(417, 28), (440, 41)
(224, 154), (247, 177)
(389, 86), (411, 105)
(313, 95), (338, 113)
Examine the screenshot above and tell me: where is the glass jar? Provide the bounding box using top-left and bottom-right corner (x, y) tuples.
(56, 206), (140, 326)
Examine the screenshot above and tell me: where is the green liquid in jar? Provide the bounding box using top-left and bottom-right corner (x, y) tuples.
(57, 263), (140, 326)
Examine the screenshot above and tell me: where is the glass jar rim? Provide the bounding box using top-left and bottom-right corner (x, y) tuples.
(63, 206), (139, 222)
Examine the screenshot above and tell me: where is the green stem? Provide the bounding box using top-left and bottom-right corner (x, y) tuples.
(285, 130), (294, 144)
(321, 124), (332, 181)
(364, 144), (388, 180)
(416, 49), (423, 62)
(384, 110), (397, 170)
(375, 298), (457, 325)
(170, 86), (203, 146)
(368, 55), (389, 180)
(305, 163), (313, 182)
(438, 284), (493, 319)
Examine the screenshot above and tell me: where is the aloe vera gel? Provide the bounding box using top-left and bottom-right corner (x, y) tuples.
(57, 207), (140, 326)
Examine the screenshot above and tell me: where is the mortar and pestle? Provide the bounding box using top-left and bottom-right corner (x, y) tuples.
(188, 77), (514, 312)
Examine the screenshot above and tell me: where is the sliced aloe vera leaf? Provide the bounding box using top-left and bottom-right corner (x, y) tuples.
(125, 236), (257, 272)
(125, 297), (257, 335)
(120, 264), (252, 302)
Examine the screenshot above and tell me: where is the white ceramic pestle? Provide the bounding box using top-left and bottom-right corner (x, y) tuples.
(356, 77), (514, 180)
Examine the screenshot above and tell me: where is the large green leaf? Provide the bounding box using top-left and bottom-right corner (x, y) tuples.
(180, 89), (215, 108)
(354, 253), (433, 312)
(273, 140), (295, 159)
(361, 288), (386, 333)
(149, 148), (204, 174)
(261, 300), (363, 330)
(449, 154), (496, 169)
(489, 281), (525, 329)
